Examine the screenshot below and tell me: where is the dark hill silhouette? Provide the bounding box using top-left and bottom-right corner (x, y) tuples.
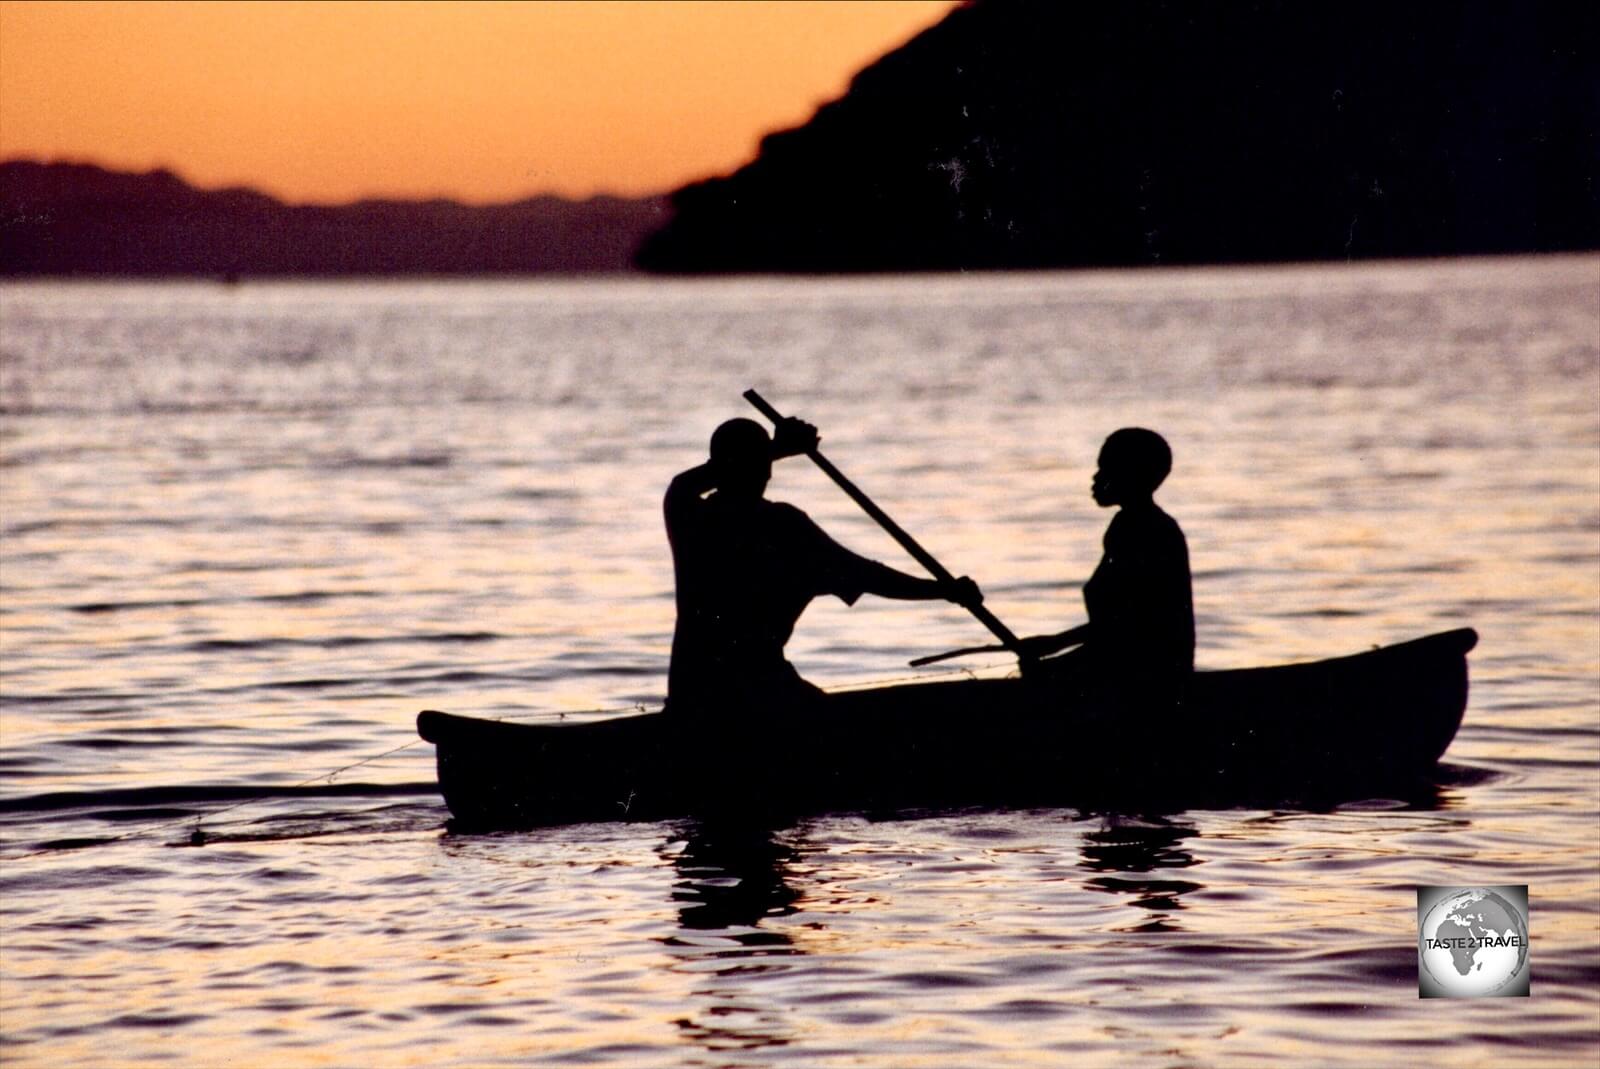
(638, 0), (1598, 273)
(0, 161), (668, 276)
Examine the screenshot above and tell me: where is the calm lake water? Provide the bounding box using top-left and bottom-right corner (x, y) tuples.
(2, 257), (1597, 1067)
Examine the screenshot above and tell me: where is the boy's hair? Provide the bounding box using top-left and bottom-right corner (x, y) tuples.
(1103, 427), (1172, 492)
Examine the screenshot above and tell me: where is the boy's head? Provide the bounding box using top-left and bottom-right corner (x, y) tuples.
(709, 417), (773, 499)
(1092, 428), (1171, 506)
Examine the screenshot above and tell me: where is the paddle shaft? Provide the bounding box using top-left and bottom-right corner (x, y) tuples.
(909, 643), (1009, 667)
(742, 389), (1027, 654)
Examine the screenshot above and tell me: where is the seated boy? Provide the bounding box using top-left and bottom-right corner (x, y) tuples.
(1018, 428), (1194, 705)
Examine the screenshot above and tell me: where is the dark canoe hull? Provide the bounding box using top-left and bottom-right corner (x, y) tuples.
(418, 628), (1477, 829)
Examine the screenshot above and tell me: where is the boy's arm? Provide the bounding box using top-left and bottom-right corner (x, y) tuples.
(1016, 623), (1092, 660)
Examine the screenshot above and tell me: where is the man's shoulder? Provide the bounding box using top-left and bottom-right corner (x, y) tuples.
(761, 499), (827, 538)
(743, 497), (806, 522)
(696, 497), (822, 539)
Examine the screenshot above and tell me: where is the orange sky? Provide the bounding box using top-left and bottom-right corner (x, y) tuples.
(0, 1), (957, 203)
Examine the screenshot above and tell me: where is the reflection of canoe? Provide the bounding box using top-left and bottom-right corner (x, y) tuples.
(418, 628), (1477, 829)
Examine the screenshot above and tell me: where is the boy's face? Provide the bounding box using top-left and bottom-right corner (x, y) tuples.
(1091, 447), (1119, 507)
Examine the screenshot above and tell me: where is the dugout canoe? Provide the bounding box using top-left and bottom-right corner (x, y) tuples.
(418, 628), (1477, 828)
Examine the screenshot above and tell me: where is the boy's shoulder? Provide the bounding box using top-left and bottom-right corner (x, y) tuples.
(1108, 503), (1186, 546)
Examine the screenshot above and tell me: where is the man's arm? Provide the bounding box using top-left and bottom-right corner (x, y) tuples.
(853, 559), (982, 607)
(665, 462), (719, 508)
(769, 418), (982, 607)
(801, 513), (981, 608)
(663, 462), (720, 539)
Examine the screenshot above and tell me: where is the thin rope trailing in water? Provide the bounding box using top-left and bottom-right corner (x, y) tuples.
(4, 736), (435, 862)
(292, 736), (431, 789)
(180, 735), (437, 842)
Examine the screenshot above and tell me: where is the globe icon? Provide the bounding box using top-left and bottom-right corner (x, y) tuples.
(1419, 888), (1529, 996)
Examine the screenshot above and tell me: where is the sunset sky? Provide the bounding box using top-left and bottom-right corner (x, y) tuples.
(0, 0), (958, 203)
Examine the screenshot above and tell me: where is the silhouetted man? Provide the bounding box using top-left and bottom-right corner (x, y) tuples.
(666, 416), (979, 721)
(1018, 428), (1194, 704)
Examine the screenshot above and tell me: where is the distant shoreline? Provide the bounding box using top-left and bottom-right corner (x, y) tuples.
(0, 160), (671, 277)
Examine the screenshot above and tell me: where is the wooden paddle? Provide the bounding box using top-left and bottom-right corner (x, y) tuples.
(743, 388), (1032, 665)
(908, 642), (1011, 667)
(911, 629), (1086, 668)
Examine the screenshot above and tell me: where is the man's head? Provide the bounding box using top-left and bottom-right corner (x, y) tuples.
(709, 417), (773, 499)
(1092, 427), (1172, 506)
